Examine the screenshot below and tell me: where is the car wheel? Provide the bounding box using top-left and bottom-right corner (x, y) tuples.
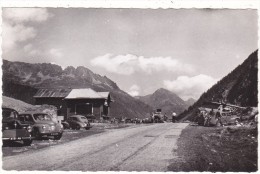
(76, 125), (81, 130)
(32, 128), (41, 140)
(23, 139), (32, 146)
(235, 118), (240, 125)
(62, 123), (70, 129)
(216, 120), (222, 127)
(85, 123), (91, 130)
(2, 140), (8, 147)
(53, 133), (62, 140)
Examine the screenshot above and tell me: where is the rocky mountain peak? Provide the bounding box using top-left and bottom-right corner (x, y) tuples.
(155, 88), (170, 93)
(63, 66), (76, 75)
(185, 98), (196, 106)
(138, 88), (188, 116)
(2, 59), (152, 119)
(2, 60), (119, 90)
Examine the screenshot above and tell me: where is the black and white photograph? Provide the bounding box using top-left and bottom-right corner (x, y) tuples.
(1, 1), (259, 172)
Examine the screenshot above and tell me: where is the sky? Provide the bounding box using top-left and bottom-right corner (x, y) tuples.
(2, 8), (258, 100)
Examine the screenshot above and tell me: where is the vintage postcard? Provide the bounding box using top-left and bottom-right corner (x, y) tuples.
(1, 0), (259, 172)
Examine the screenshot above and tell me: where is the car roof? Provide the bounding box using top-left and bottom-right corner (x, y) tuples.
(19, 112), (49, 115)
(69, 115), (86, 118)
(2, 107), (18, 112)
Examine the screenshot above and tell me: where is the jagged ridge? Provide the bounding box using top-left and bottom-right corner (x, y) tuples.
(2, 60), (153, 119)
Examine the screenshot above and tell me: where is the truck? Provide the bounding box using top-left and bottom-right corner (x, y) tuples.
(151, 109), (164, 123)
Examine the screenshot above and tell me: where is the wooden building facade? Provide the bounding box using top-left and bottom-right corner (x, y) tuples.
(34, 88), (112, 121)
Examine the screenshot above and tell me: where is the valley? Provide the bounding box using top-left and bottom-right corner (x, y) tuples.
(1, 8), (258, 171)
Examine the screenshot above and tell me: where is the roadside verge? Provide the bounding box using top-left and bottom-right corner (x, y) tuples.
(168, 124), (257, 172)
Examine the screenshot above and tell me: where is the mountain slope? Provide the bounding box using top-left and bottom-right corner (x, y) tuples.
(2, 96), (34, 113)
(2, 60), (152, 119)
(138, 88), (189, 116)
(185, 98), (196, 106)
(178, 50), (258, 121)
(3, 60), (119, 90)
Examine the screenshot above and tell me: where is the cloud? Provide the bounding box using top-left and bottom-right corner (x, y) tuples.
(90, 54), (194, 75)
(23, 44), (41, 56)
(3, 22), (36, 52)
(164, 74), (218, 100)
(49, 48), (63, 58)
(2, 8), (52, 53)
(4, 8), (51, 23)
(23, 44), (63, 63)
(50, 62), (66, 70)
(127, 85), (141, 97)
(90, 54), (136, 75)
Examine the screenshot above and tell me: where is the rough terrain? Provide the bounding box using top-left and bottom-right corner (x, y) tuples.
(168, 124), (258, 172)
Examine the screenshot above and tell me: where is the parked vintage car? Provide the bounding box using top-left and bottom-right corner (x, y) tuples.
(207, 111), (240, 126)
(67, 115), (92, 130)
(2, 107), (33, 146)
(18, 112), (63, 140)
(61, 120), (70, 129)
(201, 110), (240, 126)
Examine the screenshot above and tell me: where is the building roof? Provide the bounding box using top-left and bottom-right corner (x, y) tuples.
(65, 88), (109, 99)
(34, 88), (110, 100)
(98, 92), (110, 98)
(34, 89), (72, 98)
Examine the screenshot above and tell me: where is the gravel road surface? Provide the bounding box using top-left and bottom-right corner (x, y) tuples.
(2, 123), (188, 171)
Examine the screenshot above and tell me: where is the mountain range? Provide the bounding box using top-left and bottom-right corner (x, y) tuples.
(178, 50), (258, 121)
(2, 60), (153, 119)
(137, 88), (195, 116)
(4, 48), (254, 121)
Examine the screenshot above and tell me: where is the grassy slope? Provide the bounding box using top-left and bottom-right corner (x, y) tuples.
(2, 96), (34, 113)
(2, 96), (57, 117)
(168, 125), (257, 172)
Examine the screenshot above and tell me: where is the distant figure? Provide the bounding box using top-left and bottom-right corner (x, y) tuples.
(172, 112), (177, 123)
(163, 114), (168, 122)
(218, 104), (223, 112)
(197, 110), (205, 126)
(205, 109), (214, 126)
(215, 109), (223, 126)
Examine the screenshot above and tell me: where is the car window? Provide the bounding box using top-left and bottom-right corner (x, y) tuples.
(3, 110), (17, 119)
(19, 114), (34, 122)
(33, 114), (51, 121)
(69, 117), (77, 121)
(81, 116), (87, 120)
(18, 115), (25, 122)
(25, 114), (34, 122)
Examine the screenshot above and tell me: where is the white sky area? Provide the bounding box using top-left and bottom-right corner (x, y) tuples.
(2, 8), (258, 100)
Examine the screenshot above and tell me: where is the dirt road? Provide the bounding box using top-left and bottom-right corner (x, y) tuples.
(2, 123), (188, 171)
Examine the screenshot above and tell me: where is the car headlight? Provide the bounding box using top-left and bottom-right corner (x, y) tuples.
(83, 123), (87, 127)
(27, 126), (32, 132)
(42, 125), (46, 129)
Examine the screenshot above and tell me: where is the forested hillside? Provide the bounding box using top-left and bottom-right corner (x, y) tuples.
(178, 50), (258, 121)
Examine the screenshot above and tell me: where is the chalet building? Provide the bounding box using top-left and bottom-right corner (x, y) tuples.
(34, 88), (112, 121)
